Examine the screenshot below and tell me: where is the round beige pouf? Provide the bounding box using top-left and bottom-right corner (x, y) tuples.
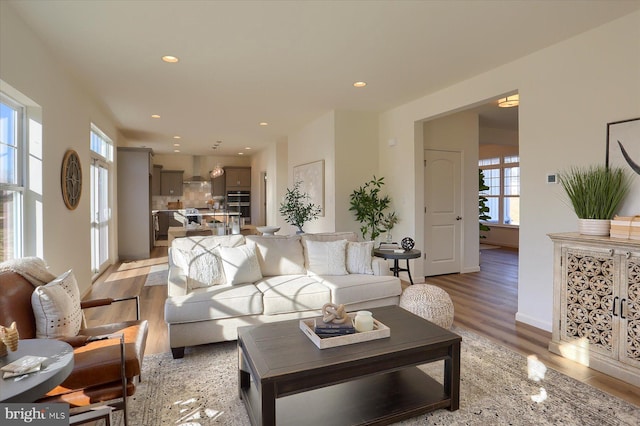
(399, 284), (454, 329)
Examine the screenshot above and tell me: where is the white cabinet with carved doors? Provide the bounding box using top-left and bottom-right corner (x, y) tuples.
(548, 233), (640, 386)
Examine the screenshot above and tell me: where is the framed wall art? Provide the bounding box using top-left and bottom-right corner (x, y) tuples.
(293, 159), (325, 216)
(606, 117), (640, 216)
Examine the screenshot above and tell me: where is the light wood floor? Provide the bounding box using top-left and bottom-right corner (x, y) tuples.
(85, 246), (640, 407)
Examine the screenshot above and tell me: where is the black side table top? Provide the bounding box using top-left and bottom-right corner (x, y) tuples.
(373, 248), (421, 259)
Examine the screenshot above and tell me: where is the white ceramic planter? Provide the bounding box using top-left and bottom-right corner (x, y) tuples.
(578, 219), (611, 236)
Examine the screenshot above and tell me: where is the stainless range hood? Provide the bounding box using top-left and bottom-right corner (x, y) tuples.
(183, 156), (208, 183)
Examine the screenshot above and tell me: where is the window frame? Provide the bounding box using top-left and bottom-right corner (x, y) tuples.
(479, 155), (520, 227)
(0, 93), (26, 260)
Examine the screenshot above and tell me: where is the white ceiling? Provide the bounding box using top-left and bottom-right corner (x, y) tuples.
(8, 0), (640, 155)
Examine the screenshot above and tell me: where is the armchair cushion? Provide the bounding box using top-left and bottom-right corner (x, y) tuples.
(31, 270), (83, 338)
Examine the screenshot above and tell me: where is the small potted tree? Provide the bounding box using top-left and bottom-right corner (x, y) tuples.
(279, 181), (322, 234)
(558, 164), (632, 235)
(349, 176), (393, 241)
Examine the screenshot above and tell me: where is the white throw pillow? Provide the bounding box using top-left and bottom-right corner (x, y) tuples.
(304, 239), (348, 276)
(31, 270), (83, 338)
(174, 248), (225, 289)
(346, 241), (374, 275)
(218, 245), (263, 285)
(245, 235), (306, 276)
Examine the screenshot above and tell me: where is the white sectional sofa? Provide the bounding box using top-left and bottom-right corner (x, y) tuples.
(164, 232), (402, 358)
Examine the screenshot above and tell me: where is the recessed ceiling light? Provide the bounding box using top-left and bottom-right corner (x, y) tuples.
(238, 152), (244, 155)
(245, 147), (252, 150)
(151, 114), (160, 119)
(259, 122), (269, 126)
(173, 135), (181, 139)
(162, 55), (179, 63)
(173, 149), (180, 153)
(173, 143), (180, 147)
(353, 81), (367, 88)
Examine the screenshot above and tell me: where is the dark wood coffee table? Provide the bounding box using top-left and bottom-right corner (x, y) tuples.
(238, 305), (461, 426)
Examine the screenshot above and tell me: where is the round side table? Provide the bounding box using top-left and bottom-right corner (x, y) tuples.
(373, 248), (421, 285)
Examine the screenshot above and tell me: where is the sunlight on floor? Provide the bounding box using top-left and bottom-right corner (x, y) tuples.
(558, 337), (590, 366)
(527, 355), (548, 403)
(172, 397), (224, 425)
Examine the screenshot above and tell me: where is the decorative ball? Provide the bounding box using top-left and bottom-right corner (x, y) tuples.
(401, 237), (415, 251)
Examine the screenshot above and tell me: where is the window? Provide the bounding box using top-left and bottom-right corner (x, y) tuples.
(0, 94), (24, 261)
(479, 155), (520, 226)
(90, 125), (113, 276)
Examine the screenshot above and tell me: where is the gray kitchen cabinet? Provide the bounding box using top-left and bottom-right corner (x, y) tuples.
(152, 164), (162, 196)
(211, 174), (226, 198)
(225, 167), (251, 190)
(157, 211), (184, 238)
(117, 147), (153, 259)
(161, 170), (184, 196)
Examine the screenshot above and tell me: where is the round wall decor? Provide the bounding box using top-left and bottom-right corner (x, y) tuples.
(401, 237), (415, 251)
(61, 149), (82, 210)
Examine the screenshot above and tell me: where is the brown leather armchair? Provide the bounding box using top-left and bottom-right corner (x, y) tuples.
(0, 270), (148, 425)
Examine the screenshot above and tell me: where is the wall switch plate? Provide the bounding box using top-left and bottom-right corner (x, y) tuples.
(547, 173), (558, 184)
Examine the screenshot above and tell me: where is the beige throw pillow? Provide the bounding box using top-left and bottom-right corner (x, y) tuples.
(304, 239), (348, 276)
(174, 248), (225, 289)
(218, 245), (263, 285)
(31, 270), (83, 338)
(346, 241), (374, 275)
(245, 235), (306, 276)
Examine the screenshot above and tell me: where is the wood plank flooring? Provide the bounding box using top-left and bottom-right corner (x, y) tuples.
(85, 246), (640, 407)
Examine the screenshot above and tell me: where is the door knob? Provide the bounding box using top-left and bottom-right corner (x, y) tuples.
(456, 216), (462, 221)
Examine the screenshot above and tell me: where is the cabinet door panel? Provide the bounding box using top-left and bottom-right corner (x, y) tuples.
(621, 253), (640, 368)
(561, 247), (617, 357)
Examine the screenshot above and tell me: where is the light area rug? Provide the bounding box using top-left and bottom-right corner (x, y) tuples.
(112, 327), (639, 426)
(143, 264), (169, 287)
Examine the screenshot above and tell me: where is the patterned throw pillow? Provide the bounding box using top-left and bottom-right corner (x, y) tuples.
(346, 241), (374, 275)
(173, 248), (225, 289)
(31, 270), (83, 338)
(218, 245), (263, 285)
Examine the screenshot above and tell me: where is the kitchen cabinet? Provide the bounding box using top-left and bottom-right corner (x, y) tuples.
(548, 233), (640, 387)
(211, 174), (226, 198)
(117, 147), (153, 259)
(225, 167), (251, 190)
(156, 211), (184, 238)
(152, 164), (162, 196)
(161, 170), (184, 196)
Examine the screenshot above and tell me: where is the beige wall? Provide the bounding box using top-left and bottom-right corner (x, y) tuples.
(1, 4), (119, 293)
(379, 11), (640, 330)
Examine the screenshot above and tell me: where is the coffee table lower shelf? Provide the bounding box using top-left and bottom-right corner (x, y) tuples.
(240, 366), (451, 426)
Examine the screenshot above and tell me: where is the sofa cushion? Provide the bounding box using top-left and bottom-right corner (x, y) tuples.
(316, 274), (402, 306)
(218, 245), (263, 285)
(245, 235), (306, 276)
(31, 270), (83, 338)
(255, 275), (330, 315)
(346, 241), (374, 275)
(173, 248), (225, 289)
(303, 239), (348, 276)
(164, 283), (263, 322)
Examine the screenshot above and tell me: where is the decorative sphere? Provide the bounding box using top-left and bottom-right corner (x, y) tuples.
(401, 237), (415, 251)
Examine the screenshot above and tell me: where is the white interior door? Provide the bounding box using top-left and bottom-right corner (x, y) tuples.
(424, 149), (462, 276)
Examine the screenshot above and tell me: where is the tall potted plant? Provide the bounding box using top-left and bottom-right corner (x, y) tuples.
(558, 164), (632, 236)
(279, 181), (322, 234)
(349, 176), (392, 241)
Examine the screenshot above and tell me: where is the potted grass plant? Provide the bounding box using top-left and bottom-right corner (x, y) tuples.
(558, 164), (632, 236)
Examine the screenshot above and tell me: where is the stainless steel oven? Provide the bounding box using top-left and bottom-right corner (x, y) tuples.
(227, 191), (251, 223)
